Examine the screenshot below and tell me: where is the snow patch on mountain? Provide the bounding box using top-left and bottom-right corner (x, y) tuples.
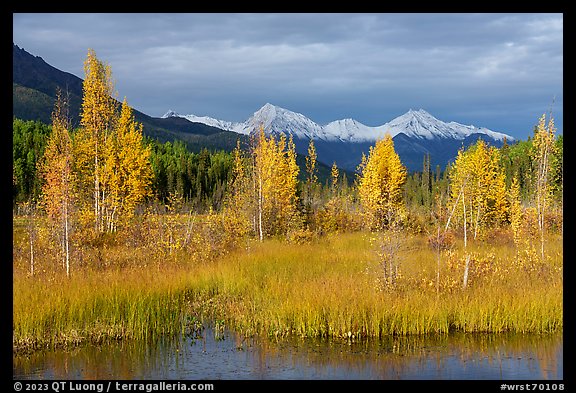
(162, 109), (245, 134)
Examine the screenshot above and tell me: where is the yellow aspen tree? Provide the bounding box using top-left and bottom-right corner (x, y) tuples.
(486, 152), (508, 227)
(448, 140), (508, 240)
(304, 139), (318, 222)
(101, 119), (120, 233)
(305, 139), (318, 186)
(252, 128), (300, 240)
(330, 162), (339, 196)
(39, 88), (75, 277)
(254, 127), (270, 240)
(448, 139), (508, 288)
(357, 134), (406, 288)
(508, 175), (523, 248)
(320, 161), (343, 234)
(447, 148), (470, 232)
(102, 98), (153, 232)
(357, 133), (407, 230)
(283, 134), (300, 232)
(77, 48), (117, 233)
(222, 140), (252, 239)
(447, 147), (473, 289)
(531, 113), (556, 261)
(469, 141), (490, 239)
(274, 133), (289, 232)
(469, 140), (508, 238)
(115, 98), (153, 222)
(271, 133), (298, 235)
(230, 140), (248, 202)
(305, 138), (317, 203)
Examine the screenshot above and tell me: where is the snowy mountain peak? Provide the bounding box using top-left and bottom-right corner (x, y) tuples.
(407, 108), (431, 115)
(250, 103), (279, 128)
(324, 118), (382, 143)
(161, 109), (179, 118)
(261, 102), (276, 111)
(383, 109), (513, 142)
(400, 108), (437, 123)
(244, 103), (326, 140)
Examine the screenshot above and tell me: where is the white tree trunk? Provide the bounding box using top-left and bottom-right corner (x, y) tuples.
(436, 226), (440, 295)
(258, 173), (263, 242)
(474, 200), (481, 240)
(462, 254), (471, 289)
(94, 140), (100, 232)
(462, 185), (469, 289)
(29, 229), (34, 276)
(65, 201), (70, 278)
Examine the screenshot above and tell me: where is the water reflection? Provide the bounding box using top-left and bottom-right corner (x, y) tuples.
(13, 330), (562, 380)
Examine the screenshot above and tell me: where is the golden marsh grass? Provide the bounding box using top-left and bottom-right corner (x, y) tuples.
(13, 224), (562, 353)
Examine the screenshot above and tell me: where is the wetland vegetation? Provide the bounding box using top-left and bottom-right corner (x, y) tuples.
(13, 49), (562, 379)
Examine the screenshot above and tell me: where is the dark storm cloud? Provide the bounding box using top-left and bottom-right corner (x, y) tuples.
(13, 13), (562, 139)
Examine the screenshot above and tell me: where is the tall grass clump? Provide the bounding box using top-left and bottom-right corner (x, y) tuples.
(186, 231), (562, 340)
(13, 267), (194, 353)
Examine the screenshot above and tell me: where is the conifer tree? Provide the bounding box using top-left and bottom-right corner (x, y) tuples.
(421, 153), (431, 208)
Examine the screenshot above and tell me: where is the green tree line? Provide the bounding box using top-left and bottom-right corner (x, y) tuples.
(13, 116), (563, 222)
(13, 118), (234, 210)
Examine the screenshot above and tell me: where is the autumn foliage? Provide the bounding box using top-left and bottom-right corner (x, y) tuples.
(357, 133), (407, 230)
(14, 47), (562, 291)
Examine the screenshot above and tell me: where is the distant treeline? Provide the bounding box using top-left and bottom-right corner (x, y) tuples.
(13, 117), (563, 214)
(13, 117), (234, 211)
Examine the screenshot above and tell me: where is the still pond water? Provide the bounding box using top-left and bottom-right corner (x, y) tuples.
(14, 329), (562, 380)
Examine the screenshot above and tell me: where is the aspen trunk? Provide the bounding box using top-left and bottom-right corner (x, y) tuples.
(436, 226), (440, 294)
(29, 229), (34, 276)
(474, 201), (481, 240)
(444, 185), (462, 232)
(258, 173), (263, 242)
(94, 140), (100, 232)
(462, 186), (467, 249)
(462, 254), (471, 289)
(64, 201), (70, 278)
(462, 185), (469, 289)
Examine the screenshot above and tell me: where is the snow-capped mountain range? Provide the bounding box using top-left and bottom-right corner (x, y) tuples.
(162, 103), (514, 171)
(163, 103), (512, 144)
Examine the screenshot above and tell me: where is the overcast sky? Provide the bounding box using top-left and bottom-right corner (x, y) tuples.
(13, 13), (563, 140)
